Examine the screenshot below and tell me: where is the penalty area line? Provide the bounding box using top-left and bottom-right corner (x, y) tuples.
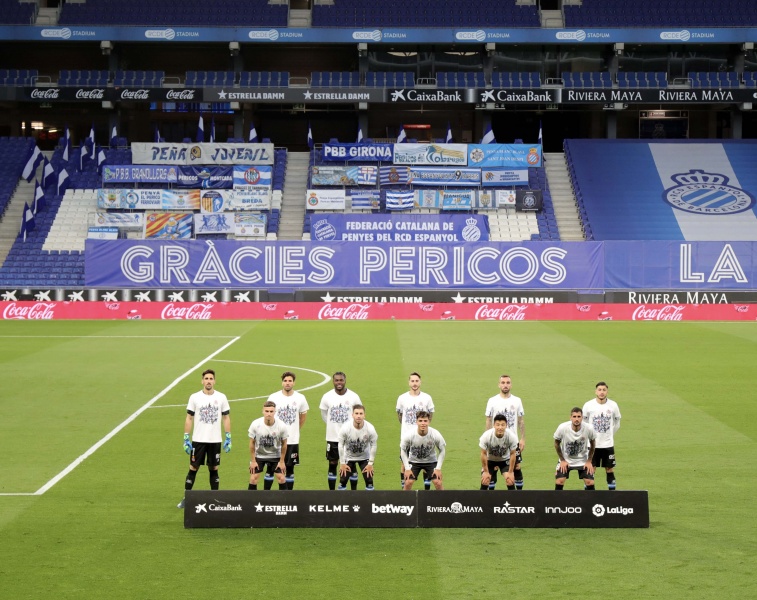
(28, 336), (241, 497)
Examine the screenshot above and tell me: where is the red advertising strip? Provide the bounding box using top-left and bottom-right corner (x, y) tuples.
(1, 302), (754, 321)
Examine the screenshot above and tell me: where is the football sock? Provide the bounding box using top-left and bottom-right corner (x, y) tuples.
(507, 485), (516, 490)
(480, 483), (488, 490)
(209, 469), (219, 490)
(555, 483), (564, 490)
(350, 474), (359, 490)
(488, 482), (496, 490)
(248, 483), (257, 490)
(286, 476), (295, 490)
(514, 469), (523, 490)
(278, 481), (287, 490)
(585, 484), (595, 490)
(184, 469), (197, 491)
(328, 464), (337, 490)
(263, 475), (274, 490)
(607, 473), (616, 490)
(424, 479), (431, 491)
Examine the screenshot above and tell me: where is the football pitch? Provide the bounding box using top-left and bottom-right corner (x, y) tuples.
(1, 319), (755, 599)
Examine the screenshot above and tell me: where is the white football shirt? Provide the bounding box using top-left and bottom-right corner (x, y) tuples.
(553, 421), (597, 468)
(269, 390), (309, 444)
(400, 427), (446, 469)
(187, 389), (230, 444)
(484, 393), (525, 437)
(479, 428), (519, 462)
(338, 420), (378, 463)
(396, 391), (435, 439)
(319, 388), (361, 441)
(248, 417), (288, 460)
(582, 398), (621, 449)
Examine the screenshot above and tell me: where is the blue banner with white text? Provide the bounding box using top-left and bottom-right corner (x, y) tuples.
(85, 240), (603, 289)
(322, 143), (394, 162)
(176, 166), (234, 188)
(309, 214), (489, 242)
(101, 165), (178, 183)
(467, 144), (542, 168)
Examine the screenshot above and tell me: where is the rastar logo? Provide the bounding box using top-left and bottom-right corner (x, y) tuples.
(493, 502), (535, 514)
(474, 304), (528, 321)
(631, 305), (685, 321)
(318, 303), (371, 320)
(160, 303), (214, 320)
(372, 504), (414, 516)
(2, 302), (56, 320)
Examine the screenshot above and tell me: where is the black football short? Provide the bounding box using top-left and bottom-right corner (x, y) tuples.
(252, 458), (284, 475)
(407, 462), (439, 481)
(555, 465), (594, 481)
(592, 447), (616, 468)
(190, 442), (221, 468)
(325, 441), (340, 462)
(285, 444), (300, 466)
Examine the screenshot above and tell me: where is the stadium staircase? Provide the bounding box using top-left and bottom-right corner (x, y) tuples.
(543, 152), (584, 241)
(0, 173), (36, 266)
(278, 151), (309, 240)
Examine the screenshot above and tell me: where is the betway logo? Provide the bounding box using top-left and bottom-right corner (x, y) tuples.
(631, 305), (685, 321)
(160, 303), (214, 320)
(372, 503), (414, 516)
(474, 304), (528, 321)
(318, 303), (371, 320)
(3, 302), (56, 320)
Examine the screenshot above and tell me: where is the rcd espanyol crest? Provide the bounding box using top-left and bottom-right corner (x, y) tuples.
(462, 217), (482, 241)
(663, 169), (755, 215)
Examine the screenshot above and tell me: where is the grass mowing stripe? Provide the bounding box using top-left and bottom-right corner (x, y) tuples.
(33, 336), (240, 496)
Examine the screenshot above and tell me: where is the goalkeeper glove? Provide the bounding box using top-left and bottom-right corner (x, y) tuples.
(183, 433), (192, 455)
(223, 432), (232, 453)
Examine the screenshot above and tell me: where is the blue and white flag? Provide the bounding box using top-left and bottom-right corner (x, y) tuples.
(97, 145), (107, 173)
(538, 120), (543, 145)
(33, 179), (45, 214)
(43, 156), (55, 189)
(445, 122), (453, 144)
(397, 127), (407, 143)
(307, 122), (314, 150)
(57, 168), (70, 196)
(481, 123), (496, 144)
(22, 145), (44, 182)
(80, 144), (89, 170)
(210, 117), (216, 143)
(380, 165), (411, 186)
(385, 190), (414, 211)
(349, 191), (381, 210)
(154, 124), (161, 143)
(23, 201), (35, 234)
(110, 125), (118, 147)
(88, 124), (96, 147)
(356, 126), (364, 144)
(65, 126), (71, 143)
(249, 123), (259, 143)
(62, 137), (71, 162)
(196, 115), (205, 142)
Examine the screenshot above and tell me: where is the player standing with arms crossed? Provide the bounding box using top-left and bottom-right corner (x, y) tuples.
(483, 375), (525, 490)
(583, 381), (621, 490)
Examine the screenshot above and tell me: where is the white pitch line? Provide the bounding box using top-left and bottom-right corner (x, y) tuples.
(150, 360), (332, 409)
(0, 336), (237, 339)
(25, 336), (241, 497)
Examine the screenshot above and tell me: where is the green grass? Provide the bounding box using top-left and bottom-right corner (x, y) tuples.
(1, 320), (756, 599)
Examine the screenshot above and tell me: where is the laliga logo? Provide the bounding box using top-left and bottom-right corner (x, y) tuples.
(352, 30), (382, 42)
(455, 30), (486, 42)
(632, 305), (685, 321)
(145, 28), (176, 40)
(660, 30), (691, 41)
(41, 28), (72, 39)
(2, 302), (56, 320)
(160, 303), (214, 320)
(475, 304), (528, 321)
(318, 303), (371, 320)
(248, 29), (279, 41)
(556, 30), (586, 41)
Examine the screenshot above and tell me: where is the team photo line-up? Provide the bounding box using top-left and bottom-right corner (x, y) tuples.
(178, 369), (621, 507)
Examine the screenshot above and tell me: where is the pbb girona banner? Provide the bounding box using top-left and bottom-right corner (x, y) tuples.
(1, 302), (755, 321)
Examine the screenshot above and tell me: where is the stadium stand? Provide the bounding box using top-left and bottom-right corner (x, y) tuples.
(0, 69), (39, 86)
(113, 71), (165, 87)
(564, 0), (757, 27)
(58, 0), (288, 27)
(617, 72), (668, 88)
(312, 0), (539, 28)
(0, 0), (35, 25)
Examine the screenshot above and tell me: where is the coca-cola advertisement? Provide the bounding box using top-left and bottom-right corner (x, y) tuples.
(0, 302), (754, 321)
(24, 87), (113, 102)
